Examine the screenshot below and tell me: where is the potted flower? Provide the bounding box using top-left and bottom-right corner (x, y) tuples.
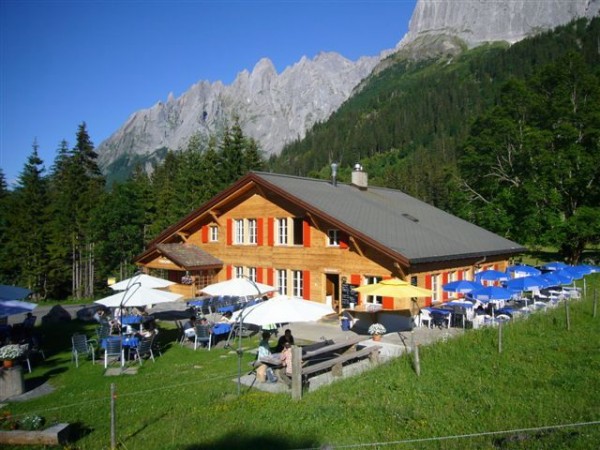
(368, 323), (386, 341)
(0, 344), (26, 368)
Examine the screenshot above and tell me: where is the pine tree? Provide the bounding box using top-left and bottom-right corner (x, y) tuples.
(11, 141), (49, 299)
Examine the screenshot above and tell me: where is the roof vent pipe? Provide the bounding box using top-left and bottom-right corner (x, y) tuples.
(331, 162), (338, 187)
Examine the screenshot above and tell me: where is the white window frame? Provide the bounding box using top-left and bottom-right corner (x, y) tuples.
(276, 218), (288, 245)
(463, 269), (470, 281)
(292, 270), (303, 298)
(234, 266), (244, 279)
(248, 219), (257, 245)
(447, 271), (457, 298)
(210, 226), (218, 242)
(276, 269), (288, 295)
(248, 267), (257, 283)
(327, 229), (339, 246)
(431, 273), (440, 303)
(365, 275), (382, 304)
(234, 219), (245, 244)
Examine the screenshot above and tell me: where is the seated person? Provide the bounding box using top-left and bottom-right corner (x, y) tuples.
(256, 331), (277, 383)
(257, 331), (272, 359)
(275, 328), (295, 352)
(22, 312), (37, 329)
(279, 342), (293, 385)
(219, 311), (233, 322)
(183, 316), (197, 340)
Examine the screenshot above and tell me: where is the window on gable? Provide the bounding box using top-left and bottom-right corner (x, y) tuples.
(276, 218), (288, 245)
(293, 217), (304, 245)
(210, 226), (218, 242)
(248, 219), (257, 244)
(234, 219), (245, 244)
(327, 229), (339, 246)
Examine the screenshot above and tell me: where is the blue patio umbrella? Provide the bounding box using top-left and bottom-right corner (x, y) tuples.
(542, 272), (571, 287)
(553, 269), (575, 283)
(475, 270), (509, 283)
(580, 264), (600, 273)
(470, 286), (514, 301)
(0, 300), (37, 317)
(504, 275), (549, 292)
(0, 285), (32, 301)
(442, 280), (482, 294)
(562, 266), (588, 280)
(506, 264), (541, 277)
(541, 261), (569, 271)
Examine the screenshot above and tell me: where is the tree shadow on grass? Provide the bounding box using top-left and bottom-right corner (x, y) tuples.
(183, 431), (320, 450)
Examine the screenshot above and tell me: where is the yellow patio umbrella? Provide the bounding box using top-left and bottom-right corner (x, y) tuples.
(353, 278), (431, 298)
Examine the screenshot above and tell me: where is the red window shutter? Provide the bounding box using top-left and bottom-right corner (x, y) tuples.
(257, 218), (264, 246)
(458, 270), (463, 281)
(226, 265), (232, 279)
(226, 219), (233, 245)
(339, 232), (349, 249)
(351, 274), (361, 304)
(267, 218), (274, 246)
(257, 267), (264, 284)
(382, 297), (394, 309)
(267, 268), (274, 286)
(303, 270), (310, 299)
(303, 220), (311, 247)
(425, 274), (432, 307)
(201, 225), (208, 243)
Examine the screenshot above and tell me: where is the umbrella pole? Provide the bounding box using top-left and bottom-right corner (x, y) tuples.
(237, 277), (262, 396)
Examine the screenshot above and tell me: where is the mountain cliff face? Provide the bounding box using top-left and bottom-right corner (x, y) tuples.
(399, 0), (599, 48)
(97, 0), (599, 178)
(97, 53), (378, 175)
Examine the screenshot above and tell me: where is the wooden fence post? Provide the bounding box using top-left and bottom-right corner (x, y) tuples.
(498, 321), (503, 353)
(593, 288), (597, 319)
(413, 344), (421, 377)
(565, 300), (571, 331)
(291, 346), (303, 400)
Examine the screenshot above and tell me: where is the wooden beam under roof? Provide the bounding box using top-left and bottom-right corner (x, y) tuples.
(209, 210), (222, 226)
(176, 231), (190, 242)
(349, 236), (364, 257)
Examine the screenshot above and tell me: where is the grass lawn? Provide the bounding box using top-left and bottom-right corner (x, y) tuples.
(2, 276), (600, 449)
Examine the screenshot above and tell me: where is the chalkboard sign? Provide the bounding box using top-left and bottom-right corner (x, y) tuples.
(341, 282), (359, 308)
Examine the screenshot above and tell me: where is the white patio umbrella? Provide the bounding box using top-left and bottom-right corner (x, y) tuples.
(200, 278), (277, 297)
(95, 286), (182, 308)
(109, 274), (175, 291)
(230, 294), (335, 326)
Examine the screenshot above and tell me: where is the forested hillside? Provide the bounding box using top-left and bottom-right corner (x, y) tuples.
(271, 17), (600, 260)
(0, 120), (263, 300)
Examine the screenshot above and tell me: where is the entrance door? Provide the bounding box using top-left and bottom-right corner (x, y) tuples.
(325, 274), (340, 312)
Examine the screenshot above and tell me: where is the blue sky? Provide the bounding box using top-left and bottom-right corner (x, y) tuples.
(0, 0), (416, 185)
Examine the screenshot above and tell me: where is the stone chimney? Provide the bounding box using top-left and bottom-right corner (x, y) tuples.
(351, 163), (368, 190)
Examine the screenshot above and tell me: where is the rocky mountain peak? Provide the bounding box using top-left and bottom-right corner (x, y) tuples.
(399, 0), (599, 48)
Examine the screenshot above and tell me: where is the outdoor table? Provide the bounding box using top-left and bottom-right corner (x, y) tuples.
(212, 323), (232, 336)
(121, 315), (143, 325)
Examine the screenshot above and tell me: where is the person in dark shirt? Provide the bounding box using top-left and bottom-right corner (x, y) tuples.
(275, 329), (295, 352)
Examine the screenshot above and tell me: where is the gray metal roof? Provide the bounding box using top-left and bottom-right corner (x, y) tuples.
(255, 172), (526, 264)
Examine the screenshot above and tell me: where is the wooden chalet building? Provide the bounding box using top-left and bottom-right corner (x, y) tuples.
(134, 169), (525, 315)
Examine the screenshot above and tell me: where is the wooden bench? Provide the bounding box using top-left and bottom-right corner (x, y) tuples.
(302, 335), (366, 361)
(301, 344), (382, 379)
